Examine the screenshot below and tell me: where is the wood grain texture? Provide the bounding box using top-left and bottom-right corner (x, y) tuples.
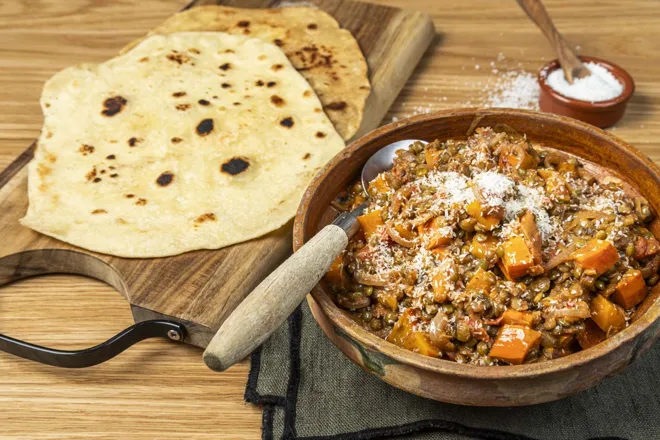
(1, 0), (660, 437)
(0, 0), (435, 349)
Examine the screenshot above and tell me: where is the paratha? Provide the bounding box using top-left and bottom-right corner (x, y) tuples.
(121, 5), (370, 140)
(22, 32), (345, 258)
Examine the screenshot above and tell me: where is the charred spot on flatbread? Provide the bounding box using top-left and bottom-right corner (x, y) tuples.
(324, 101), (347, 111)
(176, 103), (191, 111)
(139, 57), (149, 63)
(128, 137), (143, 147)
(79, 144), (95, 155)
(102, 96), (127, 117)
(91, 209), (107, 214)
(315, 131), (326, 139)
(271, 64), (284, 71)
(267, 81), (277, 88)
(100, 170), (106, 174)
(85, 167), (97, 181)
(156, 171), (174, 187)
(110, 173), (119, 178)
(273, 39), (284, 47)
(303, 153), (311, 160)
(303, 90), (312, 98)
(135, 198), (147, 206)
(219, 63), (231, 71)
(125, 194), (135, 199)
(195, 213), (217, 224)
(237, 20), (250, 27)
(270, 95), (285, 107)
(307, 23), (318, 30)
(279, 117), (294, 128)
(221, 83), (231, 88)
(93, 177), (102, 183)
(166, 51), (191, 65)
(172, 91), (187, 98)
(196, 119), (214, 136)
(188, 48), (201, 54)
(221, 157), (250, 176)
(171, 137), (183, 144)
(106, 154), (116, 160)
(198, 99), (210, 106)
(255, 80), (265, 87)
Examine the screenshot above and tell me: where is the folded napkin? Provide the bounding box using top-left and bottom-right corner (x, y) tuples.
(245, 301), (660, 440)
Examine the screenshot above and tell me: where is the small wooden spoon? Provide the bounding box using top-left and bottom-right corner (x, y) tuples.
(517, 0), (590, 84)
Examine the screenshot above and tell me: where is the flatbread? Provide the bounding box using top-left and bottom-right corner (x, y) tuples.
(22, 32), (345, 258)
(121, 5), (370, 140)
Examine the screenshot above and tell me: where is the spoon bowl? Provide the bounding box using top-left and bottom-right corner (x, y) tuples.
(361, 139), (428, 192)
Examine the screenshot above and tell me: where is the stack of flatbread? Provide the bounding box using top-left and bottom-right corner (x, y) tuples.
(21, 6), (370, 258)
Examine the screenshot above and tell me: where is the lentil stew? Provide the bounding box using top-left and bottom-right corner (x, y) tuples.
(325, 127), (660, 366)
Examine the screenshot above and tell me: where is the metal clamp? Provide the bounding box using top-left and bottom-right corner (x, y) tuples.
(0, 320), (186, 368)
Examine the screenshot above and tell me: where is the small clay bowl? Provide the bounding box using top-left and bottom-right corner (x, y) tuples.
(294, 108), (660, 406)
(538, 55), (635, 128)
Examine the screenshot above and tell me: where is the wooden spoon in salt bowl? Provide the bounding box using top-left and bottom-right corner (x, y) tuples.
(516, 0), (590, 84)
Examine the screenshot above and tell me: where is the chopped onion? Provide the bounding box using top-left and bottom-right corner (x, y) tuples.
(544, 243), (578, 271)
(353, 270), (388, 287)
(385, 222), (416, 248)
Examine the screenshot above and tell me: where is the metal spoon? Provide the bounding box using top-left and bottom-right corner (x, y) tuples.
(203, 139), (427, 372)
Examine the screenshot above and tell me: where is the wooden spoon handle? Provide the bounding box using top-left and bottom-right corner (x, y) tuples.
(516, 0), (588, 83)
(203, 224), (348, 372)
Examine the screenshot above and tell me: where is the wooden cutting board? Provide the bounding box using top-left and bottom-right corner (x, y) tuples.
(0, 0), (434, 348)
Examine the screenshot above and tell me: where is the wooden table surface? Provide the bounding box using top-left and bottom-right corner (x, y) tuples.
(1, 0), (658, 438)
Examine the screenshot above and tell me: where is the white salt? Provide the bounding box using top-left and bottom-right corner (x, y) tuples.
(545, 61), (623, 102)
(483, 70), (540, 110)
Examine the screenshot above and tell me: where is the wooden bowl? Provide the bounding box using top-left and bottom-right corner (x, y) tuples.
(293, 108), (660, 406)
(538, 56), (635, 128)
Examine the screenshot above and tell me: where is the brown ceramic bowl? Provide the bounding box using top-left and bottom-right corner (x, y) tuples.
(538, 56), (635, 128)
(293, 108), (660, 406)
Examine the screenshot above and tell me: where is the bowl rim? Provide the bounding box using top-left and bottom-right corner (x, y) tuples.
(293, 108), (660, 380)
(538, 55), (635, 112)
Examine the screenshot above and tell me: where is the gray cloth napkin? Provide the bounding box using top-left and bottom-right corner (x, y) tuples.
(245, 302), (660, 440)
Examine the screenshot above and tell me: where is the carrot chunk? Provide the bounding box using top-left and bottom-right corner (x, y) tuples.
(498, 144), (537, 170)
(612, 269), (647, 309)
(591, 294), (626, 334)
(501, 235), (535, 280)
(387, 310), (440, 357)
(577, 319), (607, 350)
(489, 324), (541, 365)
(357, 210), (383, 241)
(419, 217), (453, 249)
(466, 200), (501, 231)
(538, 169), (570, 202)
(325, 255), (347, 287)
(368, 174), (390, 196)
(557, 161), (577, 174)
(501, 309), (536, 327)
(571, 239), (619, 276)
(376, 290), (398, 311)
(425, 149), (441, 167)
(431, 271), (449, 303)
(470, 234), (497, 259)
(465, 268), (495, 292)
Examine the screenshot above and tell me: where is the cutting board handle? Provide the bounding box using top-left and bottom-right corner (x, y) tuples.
(203, 224), (348, 372)
(0, 249), (186, 368)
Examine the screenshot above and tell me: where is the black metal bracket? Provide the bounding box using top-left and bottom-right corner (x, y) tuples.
(0, 320), (186, 368)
